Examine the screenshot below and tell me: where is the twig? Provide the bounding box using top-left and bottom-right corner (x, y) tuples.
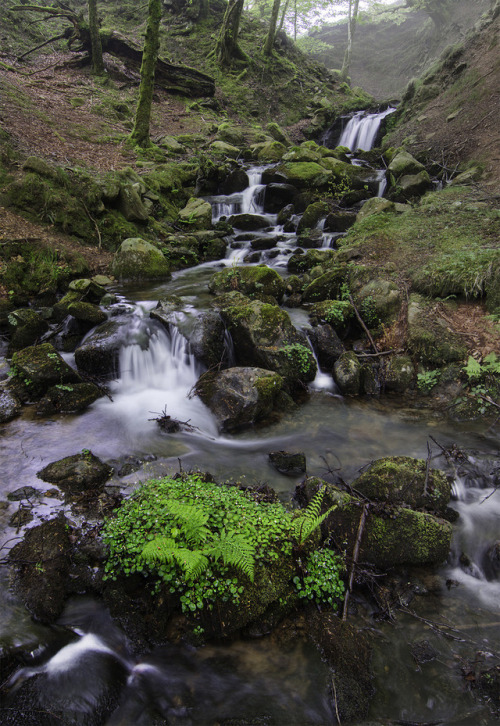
(348, 295), (378, 353)
(331, 674), (341, 725)
(342, 502), (368, 621)
(423, 440), (431, 497)
(356, 348), (404, 358)
(17, 31), (68, 61)
(81, 201), (102, 249)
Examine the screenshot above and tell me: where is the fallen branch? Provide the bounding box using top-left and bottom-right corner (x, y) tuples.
(149, 406), (199, 434)
(342, 502), (368, 621)
(17, 29), (71, 61)
(349, 295), (378, 354)
(356, 348), (404, 358)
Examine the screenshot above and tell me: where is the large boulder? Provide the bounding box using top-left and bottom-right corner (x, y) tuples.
(263, 183), (298, 213)
(9, 343), (81, 400)
(308, 324), (345, 369)
(118, 182), (149, 222)
(297, 201), (329, 233)
(388, 151), (425, 178)
(112, 238), (171, 280)
(383, 355), (415, 393)
(178, 197), (213, 230)
(302, 265), (349, 303)
(36, 382), (103, 416)
(352, 456), (452, 514)
(407, 294), (467, 365)
(396, 170), (432, 200)
(189, 312), (230, 369)
(74, 320), (130, 378)
(196, 367), (284, 431)
(333, 351), (362, 395)
(270, 162), (331, 190)
(356, 197), (395, 221)
(37, 450), (113, 494)
(227, 213), (270, 230)
(209, 265), (285, 303)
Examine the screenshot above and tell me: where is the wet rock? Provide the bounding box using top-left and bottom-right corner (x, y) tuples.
(352, 456), (452, 513)
(302, 265), (349, 303)
(196, 367), (284, 432)
(263, 182), (297, 213)
(297, 228), (324, 248)
(9, 514), (73, 622)
(9, 505), (33, 528)
(307, 614), (373, 722)
(483, 541), (500, 580)
(287, 248), (336, 274)
(112, 237), (171, 280)
(268, 451), (306, 476)
(324, 210), (357, 232)
(36, 382), (103, 415)
(67, 301), (107, 328)
(257, 140), (287, 162)
(74, 320), (129, 378)
(7, 308), (49, 353)
(297, 201), (329, 233)
(150, 295), (185, 329)
(298, 477), (452, 568)
(0, 385), (22, 422)
(388, 150), (425, 178)
(219, 168), (249, 194)
(209, 264), (285, 302)
(228, 213), (270, 230)
(383, 355), (415, 393)
(276, 202), (295, 225)
(37, 451), (113, 494)
(68, 278), (108, 302)
(178, 197), (213, 230)
(308, 324), (345, 368)
(189, 311), (229, 369)
(9, 343), (81, 400)
(7, 486), (41, 501)
(334, 351), (362, 395)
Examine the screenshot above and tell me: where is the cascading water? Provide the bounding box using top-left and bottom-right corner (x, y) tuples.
(338, 107), (396, 152)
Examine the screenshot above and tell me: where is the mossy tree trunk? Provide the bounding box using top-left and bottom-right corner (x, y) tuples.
(340, 0), (360, 84)
(263, 0), (282, 56)
(88, 0), (104, 75)
(129, 0), (162, 148)
(214, 0), (246, 65)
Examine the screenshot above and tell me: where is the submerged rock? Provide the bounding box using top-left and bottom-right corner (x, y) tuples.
(196, 367), (283, 431)
(268, 451), (306, 476)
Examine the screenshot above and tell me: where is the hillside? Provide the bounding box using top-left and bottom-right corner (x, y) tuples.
(385, 2), (500, 195)
(310, 0), (492, 98)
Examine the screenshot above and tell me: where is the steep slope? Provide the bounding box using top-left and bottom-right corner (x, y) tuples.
(385, 2), (500, 194)
(310, 0), (492, 98)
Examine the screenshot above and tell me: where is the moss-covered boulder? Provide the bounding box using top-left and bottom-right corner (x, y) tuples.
(265, 122), (291, 145)
(324, 210), (357, 232)
(351, 275), (402, 326)
(287, 248), (336, 274)
(297, 201), (329, 233)
(112, 238), (171, 280)
(68, 278), (108, 302)
(178, 197), (213, 230)
(67, 302), (107, 327)
(36, 382), (103, 416)
(388, 151), (425, 178)
(272, 162), (331, 189)
(298, 477), (452, 568)
(407, 294), (467, 365)
(196, 367), (284, 431)
(188, 312), (230, 369)
(333, 351), (362, 395)
(7, 308), (49, 353)
(215, 122), (246, 147)
(352, 456), (452, 513)
(384, 356), (415, 393)
(356, 197), (395, 221)
(209, 140), (240, 158)
(257, 140), (287, 162)
(118, 182), (149, 222)
(37, 450), (113, 493)
(302, 265), (349, 303)
(74, 320), (129, 378)
(209, 265), (285, 303)
(394, 170), (432, 200)
(10, 343), (81, 399)
(282, 146), (322, 163)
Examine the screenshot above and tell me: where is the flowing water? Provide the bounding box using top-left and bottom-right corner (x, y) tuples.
(1, 111), (499, 724)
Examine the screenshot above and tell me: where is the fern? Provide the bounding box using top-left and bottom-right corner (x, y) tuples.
(291, 488), (337, 546)
(207, 530), (255, 582)
(164, 500), (210, 545)
(483, 352), (500, 375)
(464, 355), (482, 380)
(141, 537), (209, 579)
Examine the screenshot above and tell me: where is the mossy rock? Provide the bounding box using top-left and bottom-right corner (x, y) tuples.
(352, 456), (451, 513)
(302, 265), (349, 303)
(37, 451), (113, 493)
(408, 295), (467, 365)
(282, 146), (322, 163)
(287, 248), (336, 274)
(7, 308), (49, 353)
(308, 300), (353, 335)
(297, 201), (329, 234)
(209, 140), (240, 158)
(74, 320), (129, 378)
(209, 265), (285, 303)
(216, 122), (246, 147)
(67, 302), (107, 327)
(112, 238), (171, 280)
(257, 140), (287, 162)
(351, 276), (402, 326)
(383, 356), (415, 393)
(0, 386), (21, 423)
(10, 343), (81, 400)
(36, 382), (103, 416)
(356, 197), (395, 221)
(265, 122), (291, 145)
(177, 197), (212, 230)
(196, 367), (284, 432)
(333, 351), (362, 395)
(273, 162), (332, 190)
(388, 150), (425, 178)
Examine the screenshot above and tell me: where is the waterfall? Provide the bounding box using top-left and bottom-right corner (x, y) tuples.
(210, 166), (266, 222)
(338, 107), (396, 152)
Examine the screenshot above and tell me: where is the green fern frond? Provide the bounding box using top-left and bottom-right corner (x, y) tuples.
(206, 530), (255, 582)
(291, 489), (337, 545)
(165, 500), (210, 545)
(141, 537), (209, 579)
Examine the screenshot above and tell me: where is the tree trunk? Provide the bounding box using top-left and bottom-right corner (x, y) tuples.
(278, 0), (291, 33)
(263, 0), (281, 56)
(130, 0), (162, 148)
(199, 0), (210, 19)
(340, 0), (360, 84)
(88, 0), (104, 75)
(214, 0), (246, 65)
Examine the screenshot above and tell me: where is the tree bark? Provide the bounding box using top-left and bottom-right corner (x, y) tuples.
(129, 0), (162, 148)
(340, 0), (360, 84)
(214, 0), (246, 65)
(263, 0), (282, 56)
(88, 0), (104, 75)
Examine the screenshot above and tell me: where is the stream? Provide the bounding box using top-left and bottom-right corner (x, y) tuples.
(1, 109), (499, 725)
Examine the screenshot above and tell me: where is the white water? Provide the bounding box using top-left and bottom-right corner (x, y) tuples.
(339, 107), (396, 152)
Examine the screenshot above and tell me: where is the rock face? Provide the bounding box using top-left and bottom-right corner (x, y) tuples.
(112, 237), (171, 280)
(37, 451), (113, 493)
(196, 367), (284, 431)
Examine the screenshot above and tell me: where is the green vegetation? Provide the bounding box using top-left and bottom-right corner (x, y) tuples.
(417, 369), (441, 392)
(102, 473), (342, 615)
(282, 343), (316, 377)
(293, 549), (345, 610)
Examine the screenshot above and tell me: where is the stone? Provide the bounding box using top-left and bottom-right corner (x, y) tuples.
(178, 197), (213, 230)
(189, 312), (229, 369)
(268, 451), (306, 476)
(352, 456), (452, 513)
(10, 343), (81, 400)
(282, 146), (322, 163)
(219, 168), (249, 194)
(297, 228), (324, 249)
(388, 150), (425, 178)
(308, 324), (345, 369)
(353, 277), (402, 325)
(67, 302), (107, 327)
(37, 451), (113, 493)
(257, 140), (287, 162)
(216, 122), (246, 146)
(302, 265), (348, 303)
(209, 265), (285, 302)
(74, 320), (129, 378)
(209, 140), (240, 158)
(265, 122), (291, 145)
(227, 213), (270, 230)
(263, 183), (298, 213)
(297, 201), (329, 233)
(196, 367), (284, 431)
(356, 197), (395, 221)
(383, 355), (415, 393)
(273, 162), (331, 189)
(36, 382), (103, 415)
(324, 210), (357, 232)
(118, 183), (149, 222)
(398, 170), (432, 199)
(0, 386), (22, 422)
(7, 308), (49, 353)
(407, 294), (467, 365)
(112, 238), (171, 280)
(333, 352), (362, 395)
